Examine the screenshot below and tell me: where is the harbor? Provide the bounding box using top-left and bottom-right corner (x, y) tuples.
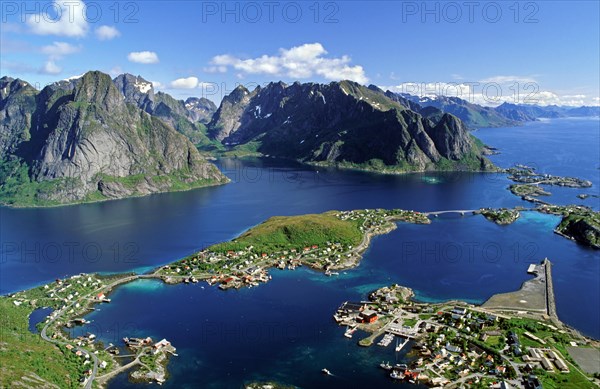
(331, 261), (599, 387)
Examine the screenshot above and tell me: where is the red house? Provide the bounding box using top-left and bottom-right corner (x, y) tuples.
(360, 309), (378, 323)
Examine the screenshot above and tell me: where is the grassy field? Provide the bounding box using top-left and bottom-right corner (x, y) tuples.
(0, 298), (83, 388)
(209, 211), (363, 254)
(534, 368), (597, 389)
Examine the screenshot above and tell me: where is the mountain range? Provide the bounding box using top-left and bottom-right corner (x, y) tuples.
(0, 71), (226, 206)
(399, 94), (600, 129)
(2, 70), (598, 207)
(207, 80), (493, 172)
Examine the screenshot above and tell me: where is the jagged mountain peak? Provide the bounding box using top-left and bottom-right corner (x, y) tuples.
(0, 71), (227, 206)
(208, 79), (492, 172)
(113, 73), (154, 94)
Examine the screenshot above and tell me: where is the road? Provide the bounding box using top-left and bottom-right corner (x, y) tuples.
(39, 274), (142, 388)
(41, 303), (99, 389)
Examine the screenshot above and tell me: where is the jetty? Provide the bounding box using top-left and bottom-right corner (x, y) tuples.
(482, 258), (557, 319)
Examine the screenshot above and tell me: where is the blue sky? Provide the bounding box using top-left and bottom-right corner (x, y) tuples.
(1, 0), (599, 106)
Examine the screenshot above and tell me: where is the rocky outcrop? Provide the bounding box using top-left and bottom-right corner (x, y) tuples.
(113, 73), (155, 113)
(0, 77), (38, 156)
(208, 85), (257, 141)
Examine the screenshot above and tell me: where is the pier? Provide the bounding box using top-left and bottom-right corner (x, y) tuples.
(482, 259), (556, 319)
(544, 259), (558, 321)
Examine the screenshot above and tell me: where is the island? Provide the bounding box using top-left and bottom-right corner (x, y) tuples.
(332, 260), (600, 388)
(503, 164), (599, 249)
(509, 184), (552, 198)
(506, 166), (592, 189)
(537, 205), (600, 249)
(479, 208), (521, 225)
(505, 166), (592, 206)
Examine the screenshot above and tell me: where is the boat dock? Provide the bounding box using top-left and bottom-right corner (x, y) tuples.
(395, 337), (410, 352)
(377, 333), (394, 347)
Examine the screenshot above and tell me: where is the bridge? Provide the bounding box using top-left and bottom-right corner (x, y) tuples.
(423, 209), (479, 217)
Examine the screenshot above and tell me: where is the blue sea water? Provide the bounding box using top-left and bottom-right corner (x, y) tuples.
(1, 118), (599, 387)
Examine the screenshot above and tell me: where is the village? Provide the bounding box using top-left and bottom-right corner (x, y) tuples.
(332, 280), (599, 388)
(156, 209), (431, 290)
(9, 272), (177, 387)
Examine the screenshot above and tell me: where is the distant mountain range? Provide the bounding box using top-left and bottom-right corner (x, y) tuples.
(1, 70), (598, 206)
(398, 94), (599, 129)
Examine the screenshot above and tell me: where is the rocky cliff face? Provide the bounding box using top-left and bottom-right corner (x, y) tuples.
(0, 71), (227, 206)
(113, 73), (155, 113)
(208, 80), (493, 171)
(0, 77), (38, 156)
(113, 74), (217, 144)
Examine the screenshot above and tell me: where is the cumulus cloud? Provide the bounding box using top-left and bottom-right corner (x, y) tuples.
(41, 41), (81, 59)
(127, 51), (159, 64)
(169, 77), (199, 89)
(209, 43), (368, 84)
(95, 25), (121, 41)
(26, 0), (89, 37)
(107, 66), (123, 77)
(41, 60), (62, 75)
(203, 65), (228, 73)
(151, 81), (164, 90)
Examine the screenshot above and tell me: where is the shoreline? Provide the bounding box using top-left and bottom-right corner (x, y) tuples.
(0, 177), (230, 209)
(3, 205), (598, 387)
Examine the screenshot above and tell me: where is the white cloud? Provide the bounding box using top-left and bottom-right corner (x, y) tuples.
(127, 51), (159, 64)
(169, 77), (199, 89)
(210, 43), (369, 84)
(203, 65), (228, 73)
(479, 75), (537, 84)
(382, 82), (475, 100)
(108, 66), (123, 77)
(151, 81), (164, 90)
(95, 25), (121, 41)
(381, 81), (599, 107)
(41, 60), (62, 75)
(41, 41), (81, 59)
(26, 0), (88, 37)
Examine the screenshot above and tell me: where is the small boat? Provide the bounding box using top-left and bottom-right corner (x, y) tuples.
(379, 361), (392, 370)
(390, 371), (404, 380)
(321, 368), (332, 375)
(394, 364), (408, 372)
(344, 326), (357, 338)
